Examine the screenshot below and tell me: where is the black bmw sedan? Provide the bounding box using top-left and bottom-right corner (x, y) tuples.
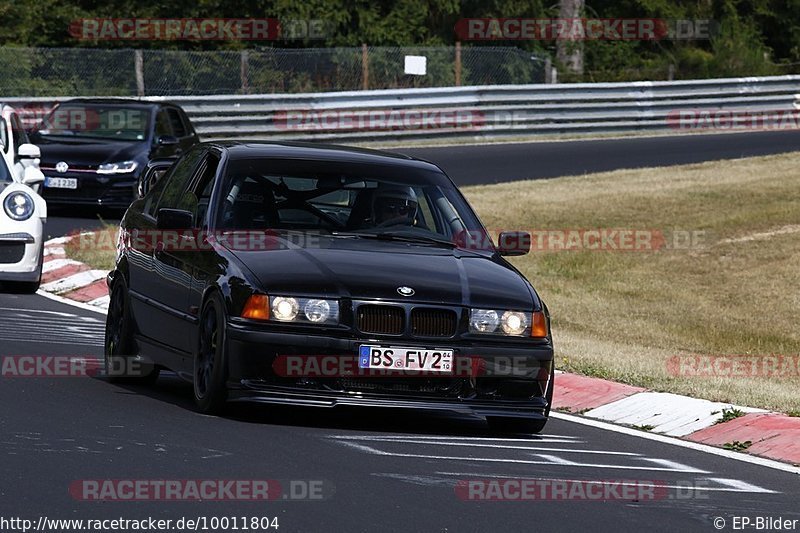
(106, 141), (554, 433)
(28, 98), (198, 209)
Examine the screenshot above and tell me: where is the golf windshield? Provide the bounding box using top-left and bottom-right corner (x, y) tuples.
(35, 104), (150, 141)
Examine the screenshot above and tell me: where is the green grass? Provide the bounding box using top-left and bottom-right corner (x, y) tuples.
(64, 222), (118, 272)
(464, 151), (800, 414)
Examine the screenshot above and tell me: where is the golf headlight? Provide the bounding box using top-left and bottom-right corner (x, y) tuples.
(470, 309), (530, 336)
(3, 191), (34, 221)
(270, 296), (339, 324)
(97, 160), (138, 174)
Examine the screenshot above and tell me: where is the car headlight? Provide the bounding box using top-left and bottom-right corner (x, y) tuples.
(272, 296), (299, 321)
(97, 160), (138, 174)
(304, 299), (332, 323)
(241, 294), (339, 325)
(3, 191), (34, 221)
(470, 309), (547, 337)
(500, 311), (528, 335)
(469, 309), (499, 333)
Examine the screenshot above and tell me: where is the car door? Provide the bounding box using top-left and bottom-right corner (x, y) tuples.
(176, 151), (223, 330)
(127, 147), (205, 359)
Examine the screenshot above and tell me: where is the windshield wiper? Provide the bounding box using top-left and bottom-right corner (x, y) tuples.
(339, 231), (457, 248)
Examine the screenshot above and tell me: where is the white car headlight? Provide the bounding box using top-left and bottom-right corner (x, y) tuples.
(500, 311), (528, 335)
(469, 309), (499, 333)
(470, 309), (532, 337)
(304, 299), (331, 323)
(97, 160), (138, 174)
(269, 296), (339, 325)
(3, 191), (34, 221)
(272, 296), (299, 321)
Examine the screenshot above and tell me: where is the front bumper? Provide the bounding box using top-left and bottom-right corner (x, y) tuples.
(0, 227), (43, 282)
(225, 321), (554, 419)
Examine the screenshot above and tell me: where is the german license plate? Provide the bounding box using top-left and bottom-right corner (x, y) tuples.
(359, 345), (454, 373)
(45, 177), (77, 189)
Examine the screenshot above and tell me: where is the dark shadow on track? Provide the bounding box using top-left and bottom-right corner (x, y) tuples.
(103, 371), (549, 439)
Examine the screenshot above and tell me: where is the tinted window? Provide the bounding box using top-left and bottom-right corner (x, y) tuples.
(154, 110), (172, 137)
(150, 149), (205, 214)
(11, 114), (28, 159)
(166, 108), (187, 137)
(36, 104), (150, 141)
(217, 158), (483, 241)
(0, 117), (7, 150)
(175, 153), (219, 226)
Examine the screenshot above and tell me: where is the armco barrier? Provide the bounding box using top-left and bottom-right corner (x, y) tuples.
(6, 75), (800, 142)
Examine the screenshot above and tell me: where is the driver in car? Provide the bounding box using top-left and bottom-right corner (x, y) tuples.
(371, 185), (418, 227)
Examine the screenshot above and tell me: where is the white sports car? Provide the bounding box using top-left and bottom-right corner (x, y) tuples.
(0, 151), (47, 293)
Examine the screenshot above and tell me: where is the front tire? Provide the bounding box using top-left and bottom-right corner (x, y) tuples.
(193, 292), (229, 415)
(104, 277), (159, 384)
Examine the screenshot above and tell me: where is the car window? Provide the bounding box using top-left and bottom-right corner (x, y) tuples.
(166, 108), (187, 137)
(10, 113), (28, 160)
(36, 104), (149, 141)
(154, 110), (172, 138)
(150, 149), (205, 214)
(0, 117), (7, 151)
(217, 159), (482, 241)
(175, 152), (219, 226)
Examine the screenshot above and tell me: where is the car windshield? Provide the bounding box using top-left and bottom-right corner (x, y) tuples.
(35, 104), (150, 141)
(217, 158), (488, 245)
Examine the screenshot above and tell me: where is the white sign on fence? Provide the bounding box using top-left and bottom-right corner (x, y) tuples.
(404, 55), (427, 76)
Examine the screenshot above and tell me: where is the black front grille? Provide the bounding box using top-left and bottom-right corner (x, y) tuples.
(411, 308), (458, 337)
(0, 242), (25, 264)
(357, 305), (404, 335)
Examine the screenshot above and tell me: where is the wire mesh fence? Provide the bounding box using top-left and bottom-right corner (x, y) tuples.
(0, 46), (548, 97)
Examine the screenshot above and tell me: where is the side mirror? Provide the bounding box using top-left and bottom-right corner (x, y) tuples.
(156, 208), (193, 230)
(497, 231), (531, 256)
(18, 143), (41, 159)
(156, 135), (179, 146)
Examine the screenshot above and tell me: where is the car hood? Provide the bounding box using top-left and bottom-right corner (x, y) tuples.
(227, 237), (536, 310)
(33, 137), (146, 167)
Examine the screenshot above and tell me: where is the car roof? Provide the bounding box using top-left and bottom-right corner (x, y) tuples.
(204, 140), (441, 171)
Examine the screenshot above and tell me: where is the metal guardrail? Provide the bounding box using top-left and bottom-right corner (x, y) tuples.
(7, 75), (800, 142)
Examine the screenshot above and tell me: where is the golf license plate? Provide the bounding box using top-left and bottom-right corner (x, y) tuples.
(359, 345), (454, 373)
(45, 177), (78, 189)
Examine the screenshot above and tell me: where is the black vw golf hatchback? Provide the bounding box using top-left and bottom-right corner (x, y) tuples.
(106, 141), (554, 433)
